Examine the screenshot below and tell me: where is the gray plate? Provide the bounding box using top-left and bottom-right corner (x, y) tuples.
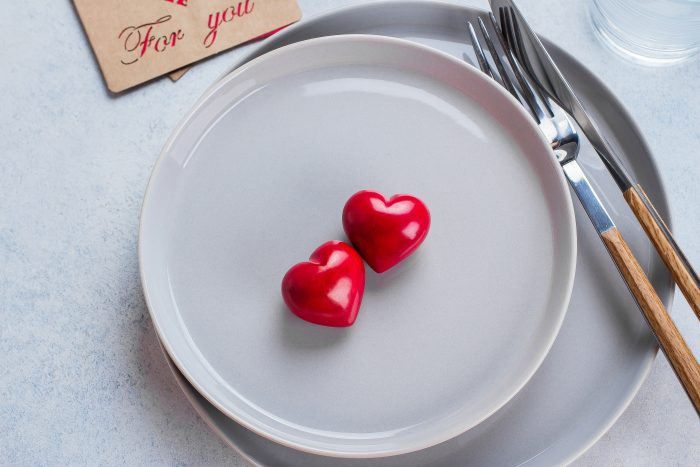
(139, 35), (577, 457)
(157, 1), (672, 465)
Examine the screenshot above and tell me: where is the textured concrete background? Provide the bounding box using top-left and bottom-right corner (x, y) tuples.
(1, 0), (698, 465)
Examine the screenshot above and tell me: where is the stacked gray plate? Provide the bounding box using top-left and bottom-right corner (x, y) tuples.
(140, 2), (672, 465)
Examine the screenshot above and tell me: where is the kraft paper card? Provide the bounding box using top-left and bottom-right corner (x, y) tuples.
(73, 0), (302, 93)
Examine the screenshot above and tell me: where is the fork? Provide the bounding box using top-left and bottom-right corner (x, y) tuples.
(467, 15), (700, 414)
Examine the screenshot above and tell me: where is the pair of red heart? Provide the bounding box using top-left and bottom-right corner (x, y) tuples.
(281, 190), (431, 327)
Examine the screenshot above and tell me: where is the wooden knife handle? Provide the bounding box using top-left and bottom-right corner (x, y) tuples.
(624, 185), (700, 320)
(602, 227), (700, 414)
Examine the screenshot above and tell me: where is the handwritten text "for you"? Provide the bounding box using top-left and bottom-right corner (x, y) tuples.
(204, 0), (255, 48)
(119, 16), (184, 65)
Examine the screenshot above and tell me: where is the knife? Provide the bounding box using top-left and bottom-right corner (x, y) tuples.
(490, 0), (700, 320)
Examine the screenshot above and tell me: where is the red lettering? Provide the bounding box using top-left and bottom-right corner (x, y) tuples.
(155, 37), (166, 52)
(118, 16), (183, 65)
(140, 26), (154, 57)
(223, 7), (235, 22)
(204, 13), (222, 48)
(169, 31), (181, 47)
(203, 2), (256, 48)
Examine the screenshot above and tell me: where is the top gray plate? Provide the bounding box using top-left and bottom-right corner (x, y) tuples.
(140, 34), (576, 457)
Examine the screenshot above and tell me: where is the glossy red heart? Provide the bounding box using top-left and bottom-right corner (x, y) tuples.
(343, 190), (431, 273)
(281, 241), (365, 327)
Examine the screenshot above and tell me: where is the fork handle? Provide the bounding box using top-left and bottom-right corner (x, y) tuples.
(601, 226), (700, 413)
(624, 184), (700, 320)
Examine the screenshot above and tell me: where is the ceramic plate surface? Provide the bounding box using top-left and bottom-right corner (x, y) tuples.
(139, 35), (576, 457)
(154, 2), (674, 466)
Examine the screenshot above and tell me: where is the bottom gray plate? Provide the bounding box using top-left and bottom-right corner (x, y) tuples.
(158, 1), (673, 465)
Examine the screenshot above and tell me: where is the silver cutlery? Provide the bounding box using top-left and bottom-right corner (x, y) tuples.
(490, 0), (700, 321)
(466, 14), (700, 414)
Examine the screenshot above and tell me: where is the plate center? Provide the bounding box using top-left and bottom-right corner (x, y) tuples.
(164, 64), (558, 435)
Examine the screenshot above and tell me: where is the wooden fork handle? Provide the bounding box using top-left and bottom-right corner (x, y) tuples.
(624, 184), (700, 320)
(602, 227), (700, 414)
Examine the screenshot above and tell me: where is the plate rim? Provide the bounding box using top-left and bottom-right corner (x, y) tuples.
(138, 33), (577, 458)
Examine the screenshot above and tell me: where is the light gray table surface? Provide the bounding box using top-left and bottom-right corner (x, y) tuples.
(1, 0), (698, 465)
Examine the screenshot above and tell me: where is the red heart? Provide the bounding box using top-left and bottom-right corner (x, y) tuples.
(281, 241), (365, 327)
(343, 190), (431, 273)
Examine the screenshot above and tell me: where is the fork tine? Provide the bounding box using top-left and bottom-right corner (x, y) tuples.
(467, 21), (493, 78)
(492, 10), (545, 122)
(503, 8), (554, 117)
(507, 8), (530, 74)
(476, 17), (518, 99)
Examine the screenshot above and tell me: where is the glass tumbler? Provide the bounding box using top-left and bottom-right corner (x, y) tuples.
(591, 0), (700, 65)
